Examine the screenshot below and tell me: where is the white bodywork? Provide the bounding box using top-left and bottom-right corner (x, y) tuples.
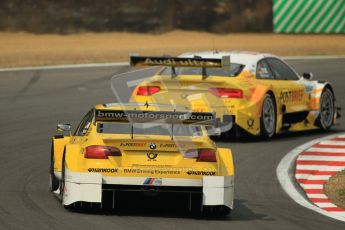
(62, 167), (234, 210)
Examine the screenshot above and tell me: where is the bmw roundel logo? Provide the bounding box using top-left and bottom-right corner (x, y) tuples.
(149, 143), (157, 150)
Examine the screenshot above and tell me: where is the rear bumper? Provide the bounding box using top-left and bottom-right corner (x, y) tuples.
(61, 167), (234, 209)
(217, 112), (261, 136)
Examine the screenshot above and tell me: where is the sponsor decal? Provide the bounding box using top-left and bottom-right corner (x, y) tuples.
(120, 142), (146, 147)
(147, 152), (158, 161)
(143, 178), (162, 186)
(95, 109), (215, 124)
(130, 56), (223, 68)
(131, 164), (172, 167)
(160, 143), (177, 148)
(144, 58), (218, 67)
(124, 168), (180, 175)
(279, 89), (304, 103)
(247, 118), (254, 129)
(149, 143), (157, 150)
(159, 143), (195, 148)
(88, 168), (118, 173)
(186, 170), (216, 176)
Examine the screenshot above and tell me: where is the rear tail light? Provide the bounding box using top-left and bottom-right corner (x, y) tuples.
(85, 145), (122, 159)
(136, 86), (161, 96)
(208, 88), (243, 98)
(184, 148), (217, 162)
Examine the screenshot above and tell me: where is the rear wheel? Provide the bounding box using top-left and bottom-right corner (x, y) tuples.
(260, 94), (276, 139)
(60, 150), (68, 207)
(49, 168), (59, 192)
(317, 88), (335, 130)
(49, 143), (59, 191)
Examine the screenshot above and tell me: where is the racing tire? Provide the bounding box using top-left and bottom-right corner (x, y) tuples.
(60, 150), (69, 208)
(49, 143), (59, 191)
(260, 94), (276, 139)
(316, 88), (335, 130)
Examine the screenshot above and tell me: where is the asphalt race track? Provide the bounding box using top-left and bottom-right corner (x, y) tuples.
(0, 59), (344, 230)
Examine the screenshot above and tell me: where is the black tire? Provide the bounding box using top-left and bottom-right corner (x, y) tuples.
(316, 88), (335, 130)
(60, 149), (67, 206)
(49, 142), (59, 191)
(260, 94), (276, 139)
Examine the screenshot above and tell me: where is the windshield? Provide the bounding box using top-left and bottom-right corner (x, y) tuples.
(97, 122), (202, 136)
(159, 63), (244, 77)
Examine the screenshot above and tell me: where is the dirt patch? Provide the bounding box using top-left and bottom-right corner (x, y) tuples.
(324, 170), (345, 209)
(0, 30), (344, 68)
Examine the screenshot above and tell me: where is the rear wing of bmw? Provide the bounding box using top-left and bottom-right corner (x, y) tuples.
(95, 109), (216, 125)
(130, 55), (230, 78)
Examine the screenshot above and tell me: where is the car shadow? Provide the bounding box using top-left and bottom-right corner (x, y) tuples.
(214, 128), (345, 144)
(230, 199), (274, 221)
(67, 196), (272, 221)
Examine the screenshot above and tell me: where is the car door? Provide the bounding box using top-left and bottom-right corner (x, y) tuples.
(266, 58), (308, 113)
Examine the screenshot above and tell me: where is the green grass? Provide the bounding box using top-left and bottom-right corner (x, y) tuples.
(339, 189), (345, 197)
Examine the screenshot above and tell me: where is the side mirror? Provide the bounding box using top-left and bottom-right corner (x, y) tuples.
(302, 72), (313, 80)
(57, 123), (72, 132)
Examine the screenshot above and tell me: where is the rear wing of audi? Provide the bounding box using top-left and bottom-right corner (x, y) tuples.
(130, 55), (230, 78)
(95, 109), (215, 125)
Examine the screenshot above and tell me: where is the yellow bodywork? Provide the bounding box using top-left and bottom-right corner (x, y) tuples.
(52, 104), (234, 179)
(130, 70), (334, 136)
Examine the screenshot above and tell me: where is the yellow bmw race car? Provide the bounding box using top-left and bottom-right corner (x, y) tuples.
(50, 103), (234, 215)
(130, 51), (340, 139)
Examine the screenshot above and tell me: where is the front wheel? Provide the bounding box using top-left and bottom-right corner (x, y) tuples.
(260, 94), (276, 139)
(317, 88), (335, 130)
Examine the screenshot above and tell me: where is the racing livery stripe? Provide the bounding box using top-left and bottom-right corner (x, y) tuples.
(143, 178), (151, 185)
(143, 178), (162, 185)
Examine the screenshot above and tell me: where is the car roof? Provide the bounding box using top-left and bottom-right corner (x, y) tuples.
(95, 103), (190, 112)
(179, 51), (278, 67)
